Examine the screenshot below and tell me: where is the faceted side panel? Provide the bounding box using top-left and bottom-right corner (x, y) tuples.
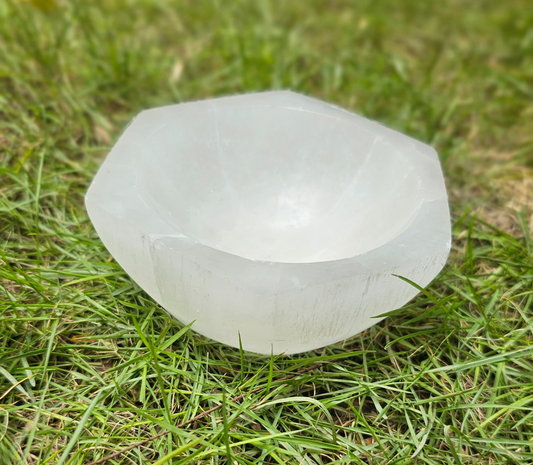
(86, 158), (176, 309)
(86, 202), (164, 305)
(148, 236), (281, 354)
(273, 251), (450, 353)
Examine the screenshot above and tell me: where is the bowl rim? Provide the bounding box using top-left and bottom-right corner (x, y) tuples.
(86, 91), (452, 293)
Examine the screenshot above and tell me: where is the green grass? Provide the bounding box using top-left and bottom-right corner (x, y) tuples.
(1, 0), (533, 463)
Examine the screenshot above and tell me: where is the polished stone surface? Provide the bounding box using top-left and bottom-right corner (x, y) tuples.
(86, 91), (451, 354)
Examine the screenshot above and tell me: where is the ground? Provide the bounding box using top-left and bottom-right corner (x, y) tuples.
(1, 0), (533, 464)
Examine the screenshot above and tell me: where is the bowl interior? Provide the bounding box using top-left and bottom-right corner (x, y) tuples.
(135, 105), (423, 263)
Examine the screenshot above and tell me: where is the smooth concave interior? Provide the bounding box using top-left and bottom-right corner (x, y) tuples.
(135, 104), (424, 263)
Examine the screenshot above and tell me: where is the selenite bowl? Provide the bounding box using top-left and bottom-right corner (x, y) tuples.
(85, 91), (451, 354)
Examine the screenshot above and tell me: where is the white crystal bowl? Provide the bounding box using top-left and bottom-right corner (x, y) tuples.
(86, 91), (451, 354)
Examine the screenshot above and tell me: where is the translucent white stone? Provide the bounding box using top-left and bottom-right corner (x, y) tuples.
(86, 91), (451, 354)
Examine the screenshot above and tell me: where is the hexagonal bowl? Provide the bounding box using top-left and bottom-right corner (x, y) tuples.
(86, 91), (451, 354)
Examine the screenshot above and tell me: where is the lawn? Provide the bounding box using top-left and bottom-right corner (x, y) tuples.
(1, 0), (533, 463)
